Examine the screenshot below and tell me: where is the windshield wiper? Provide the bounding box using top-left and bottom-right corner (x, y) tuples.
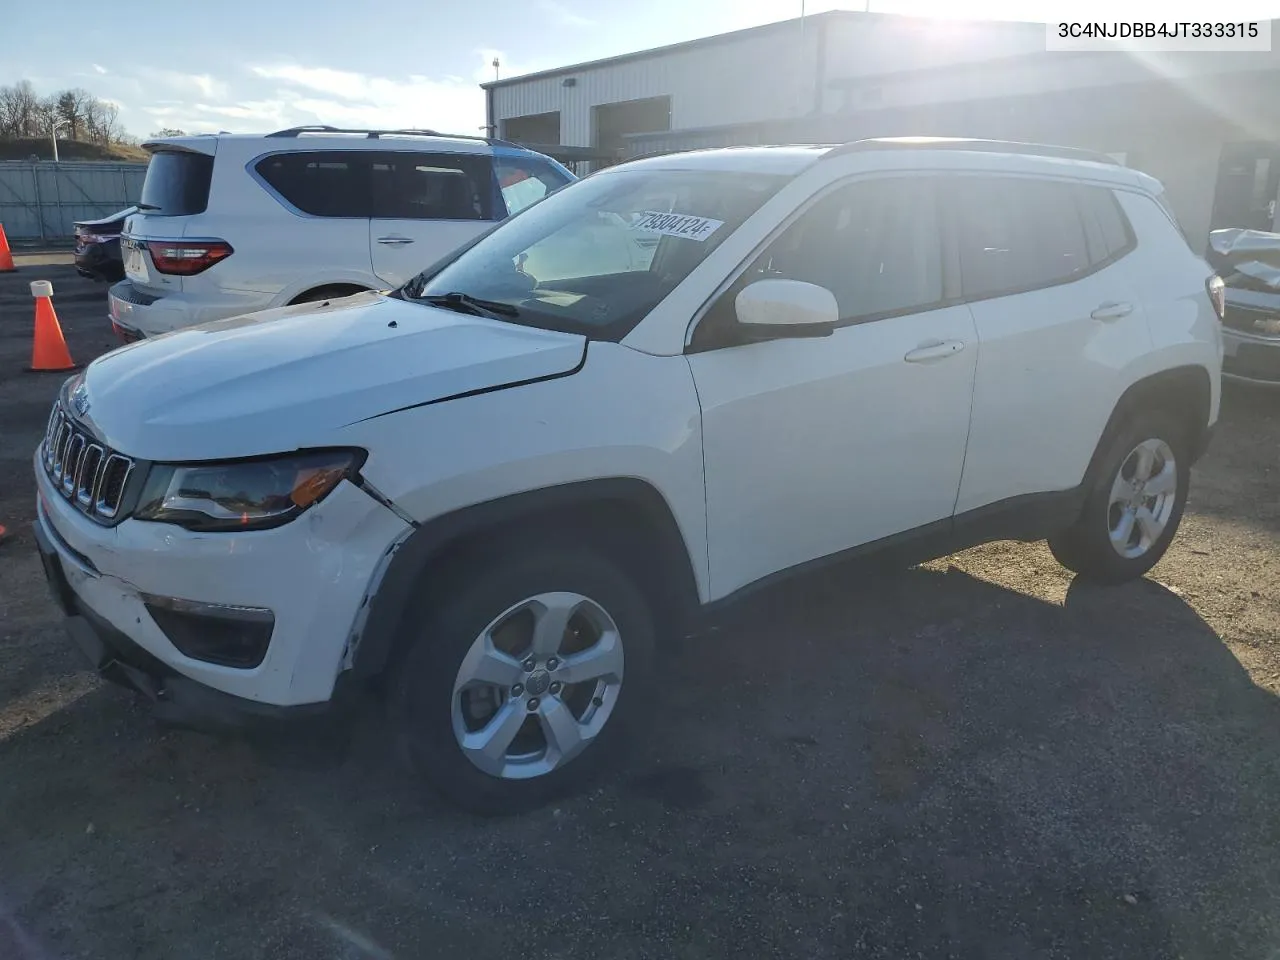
(134, 202), (161, 211)
(420, 292), (520, 319)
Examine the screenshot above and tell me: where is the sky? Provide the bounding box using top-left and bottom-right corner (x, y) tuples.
(7, 0), (1280, 140)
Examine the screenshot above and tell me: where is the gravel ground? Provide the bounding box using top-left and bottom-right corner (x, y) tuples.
(1, 269), (1278, 960)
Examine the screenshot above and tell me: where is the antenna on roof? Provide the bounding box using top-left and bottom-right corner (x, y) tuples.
(492, 57), (500, 82)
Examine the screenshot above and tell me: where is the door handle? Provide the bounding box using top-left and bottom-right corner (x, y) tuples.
(376, 236), (415, 245)
(1091, 301), (1133, 322)
(904, 339), (965, 363)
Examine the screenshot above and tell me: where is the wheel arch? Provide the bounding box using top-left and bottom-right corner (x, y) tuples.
(1084, 364), (1213, 491)
(287, 282), (373, 305)
(349, 478), (703, 683)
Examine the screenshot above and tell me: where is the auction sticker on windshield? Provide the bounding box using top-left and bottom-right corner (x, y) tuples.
(631, 211), (724, 242)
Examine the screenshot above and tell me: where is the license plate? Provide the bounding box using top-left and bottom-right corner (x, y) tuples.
(124, 242), (150, 284)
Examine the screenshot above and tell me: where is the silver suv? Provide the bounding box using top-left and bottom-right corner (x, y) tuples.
(108, 126), (574, 340)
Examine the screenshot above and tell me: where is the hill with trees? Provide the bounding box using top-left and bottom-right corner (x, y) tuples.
(0, 80), (145, 161)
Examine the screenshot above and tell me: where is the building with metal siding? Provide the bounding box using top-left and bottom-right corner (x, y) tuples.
(487, 17), (827, 150)
(483, 12), (1054, 148)
(484, 12), (1048, 150)
(485, 12), (1280, 247)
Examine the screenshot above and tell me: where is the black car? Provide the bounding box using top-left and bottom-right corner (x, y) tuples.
(74, 206), (135, 283)
(1207, 228), (1280, 386)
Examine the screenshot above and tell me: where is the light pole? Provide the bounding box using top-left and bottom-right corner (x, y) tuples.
(50, 117), (69, 163)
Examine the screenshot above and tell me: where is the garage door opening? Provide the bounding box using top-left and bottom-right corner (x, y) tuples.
(592, 97), (672, 155)
(502, 112), (561, 146)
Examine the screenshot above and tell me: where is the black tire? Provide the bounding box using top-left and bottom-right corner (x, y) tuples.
(389, 543), (655, 816)
(1048, 409), (1191, 585)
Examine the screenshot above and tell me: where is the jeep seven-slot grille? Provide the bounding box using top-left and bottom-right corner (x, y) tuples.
(41, 405), (134, 522)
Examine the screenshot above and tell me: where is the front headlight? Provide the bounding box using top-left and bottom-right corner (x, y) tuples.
(134, 449), (365, 531)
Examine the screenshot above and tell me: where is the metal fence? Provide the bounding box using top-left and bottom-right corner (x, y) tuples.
(0, 161), (146, 243)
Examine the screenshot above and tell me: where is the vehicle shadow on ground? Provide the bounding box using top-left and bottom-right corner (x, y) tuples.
(2, 564), (1279, 960)
(1190, 383), (1280, 538)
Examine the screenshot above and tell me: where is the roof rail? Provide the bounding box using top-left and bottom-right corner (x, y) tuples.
(263, 125), (525, 149)
(265, 125), (445, 138)
(823, 137), (1122, 166)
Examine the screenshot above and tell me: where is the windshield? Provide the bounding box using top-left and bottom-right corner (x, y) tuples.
(407, 167), (790, 339)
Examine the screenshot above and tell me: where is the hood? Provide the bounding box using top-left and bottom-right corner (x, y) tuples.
(1209, 227), (1280, 292)
(77, 293), (586, 461)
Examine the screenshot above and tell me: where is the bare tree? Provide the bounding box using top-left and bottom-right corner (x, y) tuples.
(91, 100), (120, 144)
(0, 86), (17, 138)
(150, 127), (188, 138)
(35, 96), (59, 145)
(0, 80), (130, 145)
(0, 80), (44, 138)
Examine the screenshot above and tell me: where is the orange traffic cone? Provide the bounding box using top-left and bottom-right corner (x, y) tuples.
(27, 280), (77, 373)
(0, 224), (15, 272)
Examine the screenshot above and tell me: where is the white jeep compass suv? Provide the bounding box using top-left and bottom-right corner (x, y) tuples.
(36, 139), (1224, 814)
(107, 126), (574, 340)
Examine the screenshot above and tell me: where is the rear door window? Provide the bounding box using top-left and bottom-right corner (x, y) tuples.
(370, 152), (494, 221)
(139, 151), (214, 216)
(951, 176), (1091, 299)
(495, 157), (573, 216)
(255, 151), (370, 218)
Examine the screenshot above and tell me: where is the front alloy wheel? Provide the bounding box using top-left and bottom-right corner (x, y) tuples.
(452, 592), (624, 780)
(392, 545), (654, 815)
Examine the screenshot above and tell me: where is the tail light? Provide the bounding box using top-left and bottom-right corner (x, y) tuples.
(146, 240), (233, 276)
(1207, 274), (1226, 321)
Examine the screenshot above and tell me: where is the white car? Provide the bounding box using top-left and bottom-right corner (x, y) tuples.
(107, 126), (575, 340)
(36, 138), (1223, 814)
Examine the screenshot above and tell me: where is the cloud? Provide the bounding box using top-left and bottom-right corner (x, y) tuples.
(116, 52), (548, 138)
(127, 67), (229, 101)
(142, 99), (291, 134)
(247, 60), (491, 135)
(92, 64), (107, 75)
(536, 0), (593, 28)
(250, 65), (368, 100)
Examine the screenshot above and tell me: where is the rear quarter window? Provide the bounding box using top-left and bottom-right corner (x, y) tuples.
(1152, 191), (1191, 244)
(1075, 185), (1136, 264)
(139, 150), (214, 216)
(254, 151), (370, 218)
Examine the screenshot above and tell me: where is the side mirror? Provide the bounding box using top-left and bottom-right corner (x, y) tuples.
(734, 279), (838, 339)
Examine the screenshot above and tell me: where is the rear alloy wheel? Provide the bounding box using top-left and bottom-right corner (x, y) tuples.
(1049, 410), (1190, 584)
(391, 546), (654, 815)
(1105, 438), (1179, 560)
